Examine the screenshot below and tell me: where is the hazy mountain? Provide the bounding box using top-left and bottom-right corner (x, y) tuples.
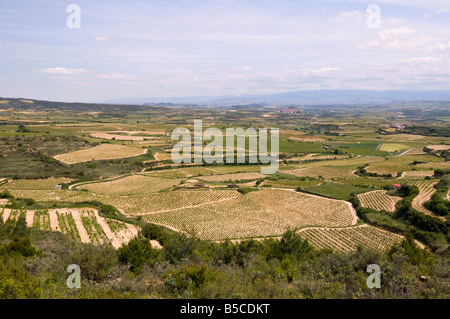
(104, 90), (450, 106)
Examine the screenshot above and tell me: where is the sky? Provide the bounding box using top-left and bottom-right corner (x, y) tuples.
(0, 0), (450, 102)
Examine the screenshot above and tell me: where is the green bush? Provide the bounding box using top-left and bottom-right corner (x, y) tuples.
(118, 237), (160, 273)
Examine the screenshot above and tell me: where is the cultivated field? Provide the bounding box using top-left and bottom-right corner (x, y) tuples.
(378, 143), (410, 152)
(0, 177), (74, 190)
(401, 170), (435, 179)
(90, 132), (156, 141)
(297, 225), (405, 252)
(77, 174), (182, 195)
(358, 190), (402, 212)
(425, 145), (450, 151)
(143, 189), (357, 240)
(366, 155), (442, 176)
(7, 188), (242, 215)
(283, 166), (356, 180)
(0, 207), (140, 249)
(54, 144), (147, 164)
(198, 172), (265, 182)
(411, 181), (445, 220)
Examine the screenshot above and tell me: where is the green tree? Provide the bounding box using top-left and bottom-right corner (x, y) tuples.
(118, 237), (160, 273)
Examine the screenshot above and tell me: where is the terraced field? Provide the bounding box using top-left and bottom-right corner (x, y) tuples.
(0, 207), (139, 249)
(411, 181), (444, 220)
(54, 144), (147, 164)
(358, 190), (402, 212)
(143, 189), (357, 240)
(297, 225), (405, 253)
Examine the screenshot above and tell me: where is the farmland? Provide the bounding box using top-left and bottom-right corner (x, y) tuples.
(0, 97), (449, 300)
(365, 155), (442, 176)
(1, 206), (140, 249)
(1, 178), (73, 190)
(411, 181), (445, 220)
(297, 225), (405, 253)
(358, 190), (402, 212)
(198, 172), (265, 182)
(143, 189), (357, 240)
(378, 143), (410, 152)
(77, 174), (183, 195)
(53, 144), (148, 164)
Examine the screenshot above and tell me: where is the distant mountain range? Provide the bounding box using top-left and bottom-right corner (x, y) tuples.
(104, 90), (450, 106)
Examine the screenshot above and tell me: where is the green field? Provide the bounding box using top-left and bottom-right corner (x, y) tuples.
(302, 182), (372, 200)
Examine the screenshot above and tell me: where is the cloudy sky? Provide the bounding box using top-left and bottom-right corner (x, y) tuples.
(1, 0), (449, 102)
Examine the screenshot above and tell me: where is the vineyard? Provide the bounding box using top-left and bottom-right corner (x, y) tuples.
(78, 175), (183, 195)
(401, 170), (435, 179)
(7, 188), (242, 215)
(198, 172), (265, 182)
(53, 144), (147, 164)
(358, 190), (402, 212)
(297, 225), (406, 253)
(1, 207), (140, 249)
(411, 181), (444, 220)
(143, 189), (357, 240)
(90, 132), (156, 141)
(0, 178), (74, 190)
(283, 166), (356, 180)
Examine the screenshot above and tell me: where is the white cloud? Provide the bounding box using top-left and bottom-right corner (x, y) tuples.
(40, 67), (89, 76)
(356, 27), (450, 52)
(396, 57), (442, 67)
(423, 41), (450, 52)
(435, 8), (448, 14)
(304, 67), (340, 75)
(97, 73), (137, 80)
(92, 36), (110, 42)
(330, 11), (365, 24)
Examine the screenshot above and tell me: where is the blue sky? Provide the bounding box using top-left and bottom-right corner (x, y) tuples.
(1, 0), (449, 102)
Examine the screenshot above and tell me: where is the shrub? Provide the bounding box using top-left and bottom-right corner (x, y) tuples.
(118, 237), (160, 273)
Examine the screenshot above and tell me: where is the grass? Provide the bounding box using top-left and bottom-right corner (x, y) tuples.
(379, 143), (410, 152)
(302, 182), (370, 200)
(1, 178), (74, 190)
(279, 139), (326, 153)
(330, 142), (390, 156)
(366, 154), (442, 176)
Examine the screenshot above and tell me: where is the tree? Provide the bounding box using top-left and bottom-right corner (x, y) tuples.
(118, 237), (160, 273)
(16, 124), (30, 133)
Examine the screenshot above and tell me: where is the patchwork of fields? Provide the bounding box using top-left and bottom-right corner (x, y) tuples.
(1, 120), (448, 254)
